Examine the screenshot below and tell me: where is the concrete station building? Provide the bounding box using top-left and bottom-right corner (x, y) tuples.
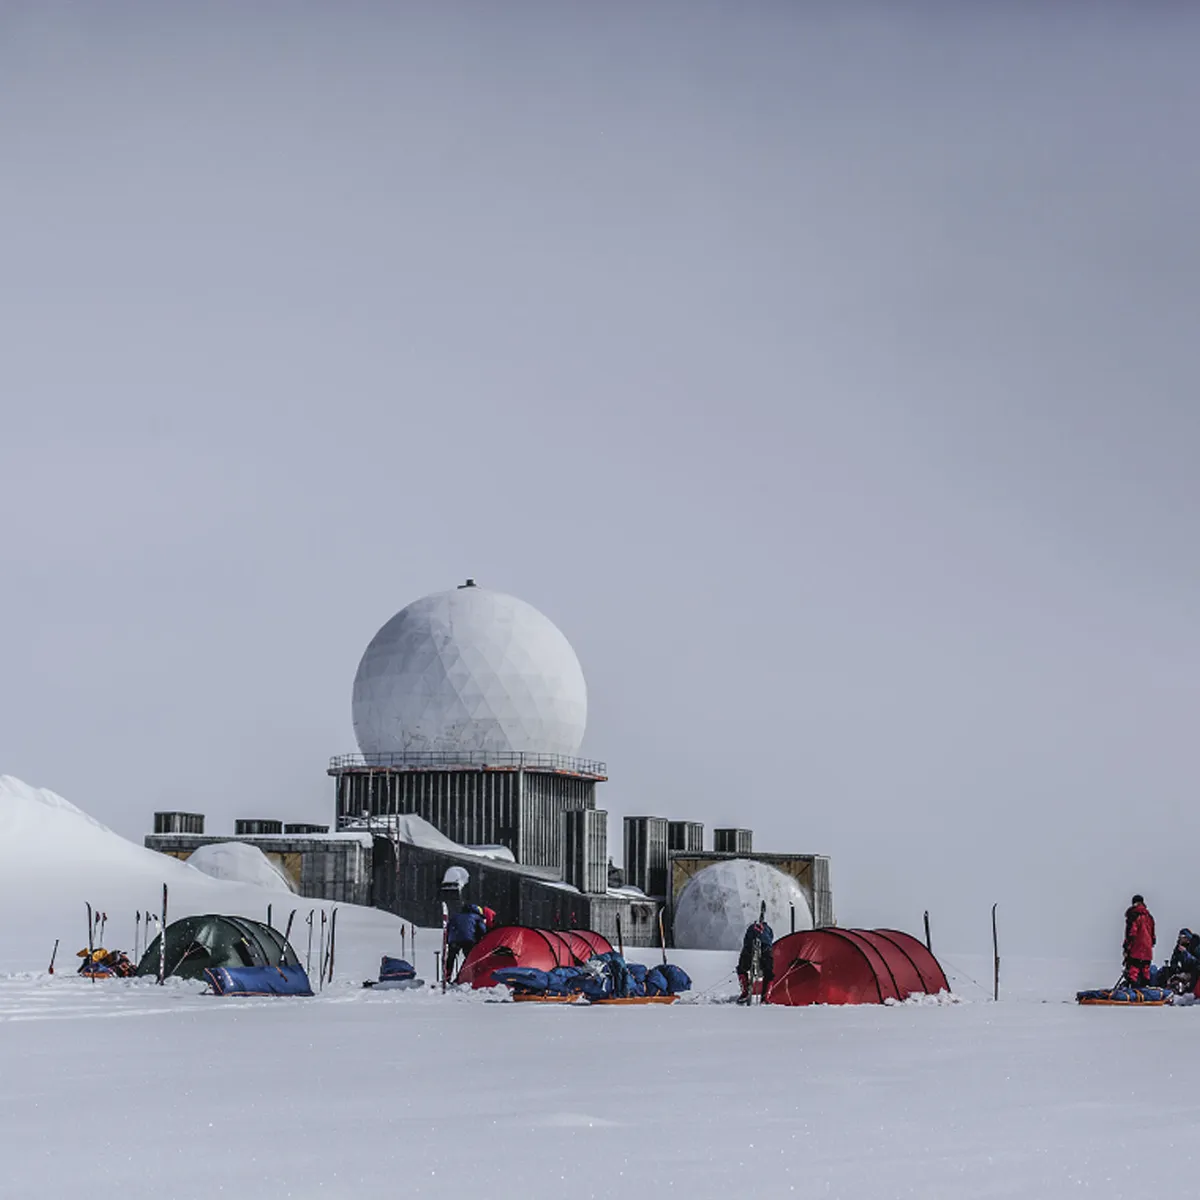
(146, 580), (833, 947)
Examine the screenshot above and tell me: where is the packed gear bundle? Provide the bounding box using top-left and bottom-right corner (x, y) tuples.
(492, 952), (692, 1004)
(1076, 985), (1174, 1006)
(362, 956), (425, 990)
(76, 948), (136, 979)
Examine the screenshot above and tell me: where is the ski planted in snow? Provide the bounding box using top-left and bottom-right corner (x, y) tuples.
(326, 908), (338, 983)
(318, 911), (327, 992)
(282, 909), (296, 969)
(158, 884), (168, 985)
(441, 902), (449, 993)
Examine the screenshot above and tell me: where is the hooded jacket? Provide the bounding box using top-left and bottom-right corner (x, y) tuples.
(1123, 903), (1156, 961)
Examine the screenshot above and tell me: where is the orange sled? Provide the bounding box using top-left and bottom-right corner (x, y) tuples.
(586, 994), (678, 1006)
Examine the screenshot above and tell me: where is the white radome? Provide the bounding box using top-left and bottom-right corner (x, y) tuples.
(352, 582), (587, 759)
(672, 859), (813, 951)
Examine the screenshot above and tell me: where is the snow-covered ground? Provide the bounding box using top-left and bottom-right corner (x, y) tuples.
(1, 777), (1191, 1198)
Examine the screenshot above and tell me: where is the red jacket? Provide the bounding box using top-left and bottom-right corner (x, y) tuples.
(1124, 904), (1156, 961)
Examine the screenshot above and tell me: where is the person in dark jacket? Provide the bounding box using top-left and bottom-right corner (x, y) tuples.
(1123, 894), (1156, 987)
(444, 905), (488, 981)
(1162, 928), (1200, 991)
(736, 919), (774, 1005)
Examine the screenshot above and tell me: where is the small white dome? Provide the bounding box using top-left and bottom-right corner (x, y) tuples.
(673, 859), (813, 951)
(352, 582), (587, 759)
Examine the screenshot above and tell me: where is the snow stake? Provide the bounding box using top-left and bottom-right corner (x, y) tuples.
(992, 903), (1000, 1002)
(48, 938), (59, 975)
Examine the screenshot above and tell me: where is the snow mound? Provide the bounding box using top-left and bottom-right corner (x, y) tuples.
(673, 859), (814, 951)
(389, 813), (514, 860)
(0, 774), (113, 835)
(186, 842), (295, 892)
(0, 775), (407, 975)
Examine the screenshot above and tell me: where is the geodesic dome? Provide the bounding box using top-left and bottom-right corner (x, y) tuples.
(672, 859), (813, 951)
(352, 581), (587, 759)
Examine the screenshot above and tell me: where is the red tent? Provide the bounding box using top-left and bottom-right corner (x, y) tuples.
(767, 928), (949, 1006)
(560, 929), (614, 962)
(455, 926), (614, 988)
(456, 927), (564, 989)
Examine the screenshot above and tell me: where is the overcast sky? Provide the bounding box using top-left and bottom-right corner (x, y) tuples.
(3, 3), (1198, 961)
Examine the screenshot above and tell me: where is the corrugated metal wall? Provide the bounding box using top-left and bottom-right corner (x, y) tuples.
(562, 809), (608, 894)
(623, 816), (669, 898)
(811, 854), (834, 927)
(713, 828), (753, 854)
(334, 768), (597, 871)
(667, 820), (704, 852)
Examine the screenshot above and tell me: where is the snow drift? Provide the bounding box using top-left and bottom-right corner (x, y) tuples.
(186, 842), (296, 891)
(0, 775), (404, 976)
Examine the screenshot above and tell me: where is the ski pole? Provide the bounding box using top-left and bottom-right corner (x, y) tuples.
(283, 910), (296, 963)
(86, 903), (95, 985)
(48, 938), (59, 975)
(305, 910), (314, 977)
(267, 904), (273, 931)
(327, 909), (338, 983)
(134, 912), (141, 963)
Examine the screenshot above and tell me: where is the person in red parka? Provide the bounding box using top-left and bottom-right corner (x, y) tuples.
(1123, 894), (1156, 987)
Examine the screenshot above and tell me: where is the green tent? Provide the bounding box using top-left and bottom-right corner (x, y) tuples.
(136, 914), (301, 980)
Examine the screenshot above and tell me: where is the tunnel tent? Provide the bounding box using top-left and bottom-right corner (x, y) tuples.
(136, 914), (300, 981)
(560, 929), (614, 962)
(456, 926), (615, 989)
(456, 927), (564, 988)
(767, 928), (949, 1007)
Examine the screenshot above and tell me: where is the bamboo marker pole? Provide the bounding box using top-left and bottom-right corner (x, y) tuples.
(992, 903), (1000, 1002)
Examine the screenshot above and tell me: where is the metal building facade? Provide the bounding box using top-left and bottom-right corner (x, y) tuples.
(668, 820), (704, 852)
(562, 808), (609, 894)
(624, 816), (669, 898)
(329, 752), (606, 873)
(713, 827), (753, 854)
